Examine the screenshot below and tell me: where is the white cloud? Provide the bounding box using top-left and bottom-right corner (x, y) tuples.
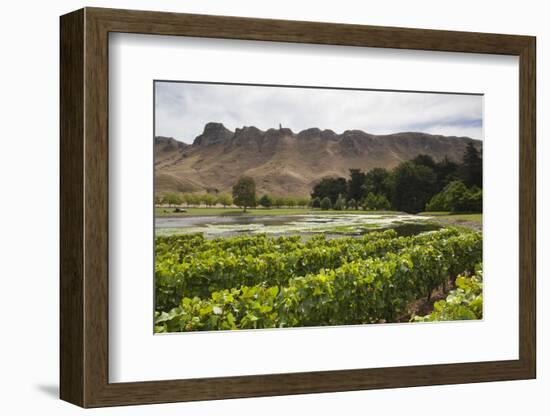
(155, 81), (483, 143)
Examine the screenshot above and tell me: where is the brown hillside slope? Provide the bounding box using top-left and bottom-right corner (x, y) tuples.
(155, 123), (482, 197)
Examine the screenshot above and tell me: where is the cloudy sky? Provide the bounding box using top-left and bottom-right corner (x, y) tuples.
(155, 81), (483, 143)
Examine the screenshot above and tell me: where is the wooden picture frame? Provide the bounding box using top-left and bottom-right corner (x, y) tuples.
(60, 7), (536, 408)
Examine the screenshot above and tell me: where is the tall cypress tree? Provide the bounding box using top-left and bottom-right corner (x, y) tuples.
(347, 168), (367, 201)
(461, 142), (482, 188)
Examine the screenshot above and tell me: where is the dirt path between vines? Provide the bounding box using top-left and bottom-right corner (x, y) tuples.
(397, 279), (455, 322)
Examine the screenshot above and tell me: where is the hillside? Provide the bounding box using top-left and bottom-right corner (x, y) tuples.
(155, 122), (482, 197)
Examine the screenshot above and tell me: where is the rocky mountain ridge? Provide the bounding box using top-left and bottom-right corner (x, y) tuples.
(154, 122), (482, 197)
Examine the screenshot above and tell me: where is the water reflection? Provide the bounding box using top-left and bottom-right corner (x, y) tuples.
(155, 213), (438, 238)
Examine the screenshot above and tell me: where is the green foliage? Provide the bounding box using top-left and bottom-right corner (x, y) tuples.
(184, 193), (201, 207)
(461, 186), (482, 212)
(333, 194), (346, 210)
(425, 181), (482, 213)
(156, 229), (414, 309)
(434, 156), (460, 192)
(389, 162), (437, 213)
(262, 196), (309, 208)
(425, 191), (447, 212)
(311, 177), (347, 204)
(320, 196), (332, 210)
(216, 193), (232, 208)
(308, 147), (480, 214)
(347, 198), (357, 210)
(414, 265), (483, 322)
(347, 169), (367, 201)
(297, 197), (311, 208)
(162, 192), (182, 206)
(363, 193), (377, 210)
(284, 196), (296, 208)
(232, 176), (256, 212)
(411, 154), (437, 170)
(155, 228), (482, 332)
(363, 193), (391, 210)
(272, 196), (285, 208)
(259, 194), (273, 208)
(377, 195), (391, 210)
(311, 197), (321, 208)
(461, 142), (483, 188)
(362, 168), (391, 201)
(200, 193), (217, 207)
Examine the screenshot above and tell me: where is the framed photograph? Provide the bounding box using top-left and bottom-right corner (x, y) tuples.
(60, 7), (536, 408)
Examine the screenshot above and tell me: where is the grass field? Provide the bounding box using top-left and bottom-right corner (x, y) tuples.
(155, 207), (402, 217)
(420, 212), (482, 232)
(421, 211), (482, 222)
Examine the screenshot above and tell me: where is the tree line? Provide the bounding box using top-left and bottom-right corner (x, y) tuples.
(156, 192), (233, 208)
(156, 188), (310, 211)
(230, 176), (310, 212)
(310, 142), (482, 214)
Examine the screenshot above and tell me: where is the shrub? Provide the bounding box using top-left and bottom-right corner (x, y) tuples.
(425, 181), (482, 213)
(363, 193), (391, 210)
(320, 197), (332, 210)
(333, 194), (346, 210)
(259, 194), (273, 208)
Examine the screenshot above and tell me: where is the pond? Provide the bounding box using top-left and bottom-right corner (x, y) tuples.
(155, 213), (439, 238)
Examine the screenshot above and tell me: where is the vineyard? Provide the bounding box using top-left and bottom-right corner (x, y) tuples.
(155, 227), (482, 332)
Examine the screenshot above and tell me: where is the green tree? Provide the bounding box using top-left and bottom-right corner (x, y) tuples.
(347, 198), (357, 210)
(376, 194), (391, 210)
(187, 193), (201, 207)
(320, 196), (332, 210)
(217, 193), (232, 208)
(411, 154), (437, 170)
(311, 177), (347, 204)
(411, 154), (439, 196)
(201, 193), (217, 207)
(333, 194), (346, 210)
(389, 162), (437, 213)
(347, 169), (367, 201)
(259, 194), (273, 208)
(446, 181), (470, 212)
(182, 193), (192, 206)
(425, 191), (448, 212)
(272, 196), (285, 208)
(362, 168), (391, 200)
(163, 192), (182, 207)
(285, 197), (296, 208)
(363, 193), (378, 210)
(434, 155), (460, 192)
(297, 197), (310, 208)
(311, 197), (321, 208)
(462, 187), (482, 213)
(232, 177), (256, 212)
(363, 193), (391, 211)
(461, 142), (482, 188)
(425, 180), (482, 213)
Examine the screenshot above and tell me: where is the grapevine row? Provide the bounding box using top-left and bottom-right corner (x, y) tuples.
(155, 230), (482, 331)
(155, 228), (461, 310)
